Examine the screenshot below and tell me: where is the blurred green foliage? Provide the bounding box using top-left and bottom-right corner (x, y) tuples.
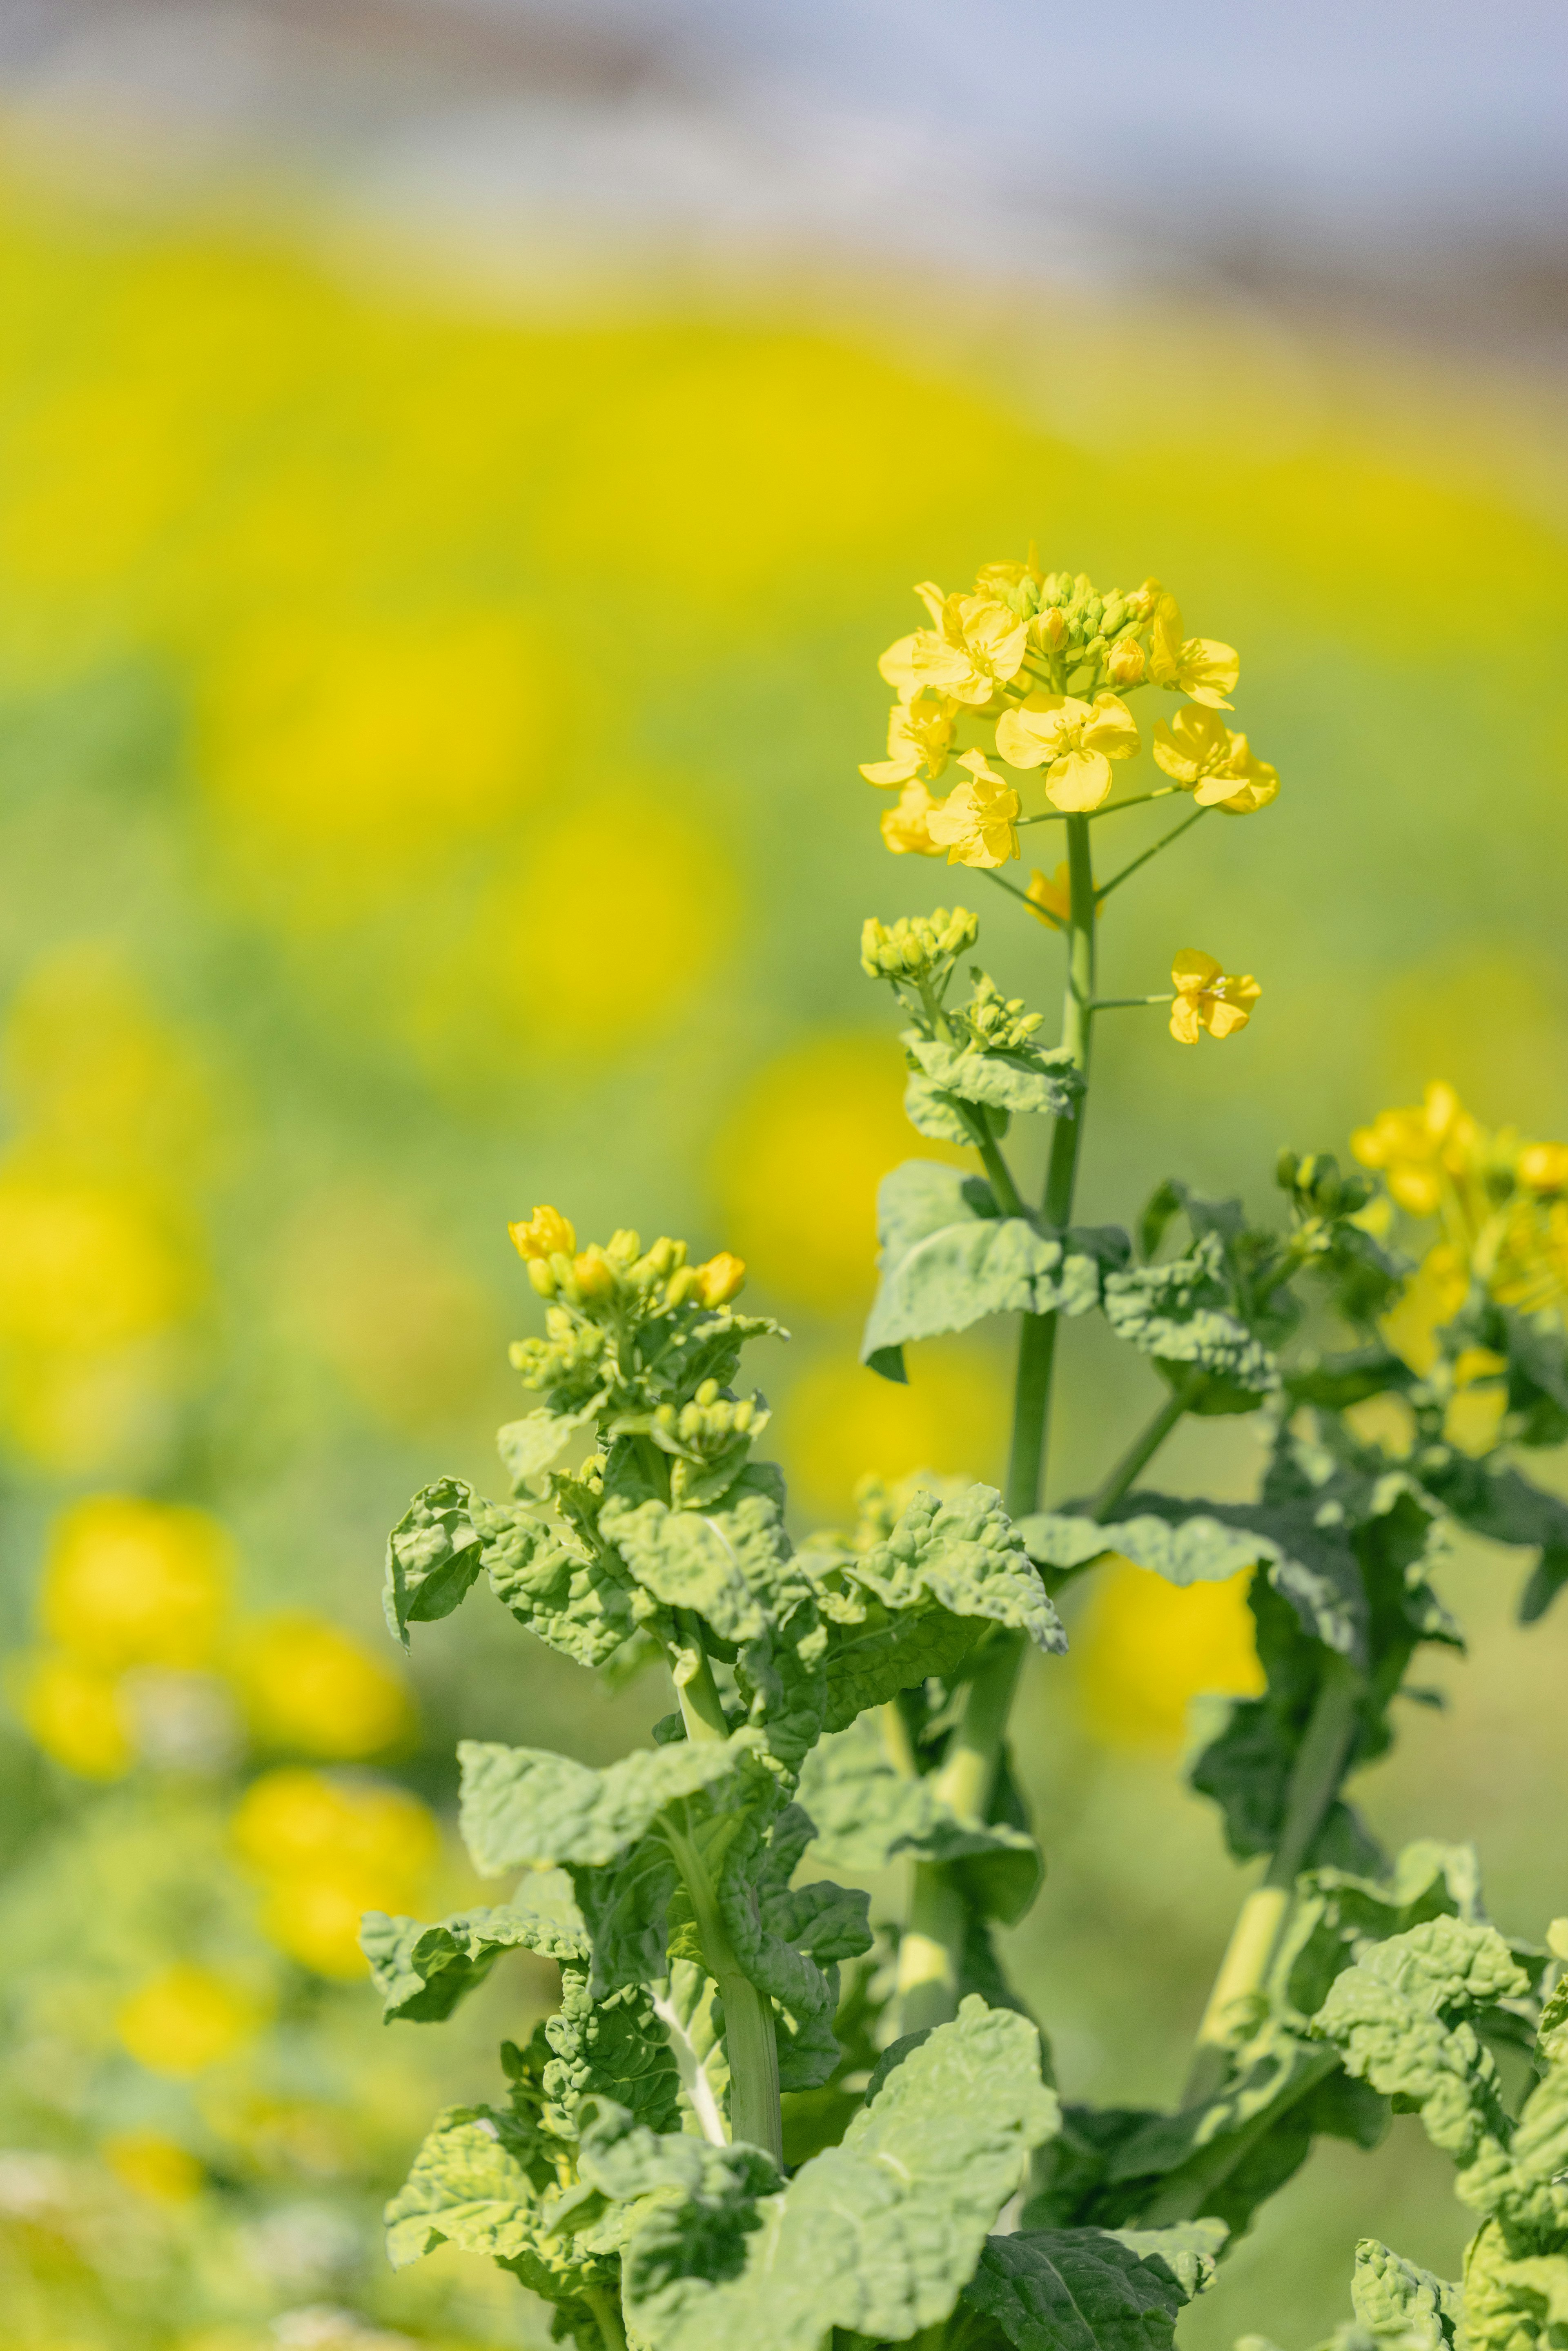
(0, 154), (1565, 2350)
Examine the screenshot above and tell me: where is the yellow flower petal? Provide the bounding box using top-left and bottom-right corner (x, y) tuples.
(1026, 864), (1071, 925)
(1080, 692), (1140, 759)
(1169, 997), (1202, 1044)
(860, 756), (919, 787)
(1046, 746), (1113, 811)
(880, 778), (944, 856)
(1171, 948), (1223, 992)
(1176, 638), (1240, 709)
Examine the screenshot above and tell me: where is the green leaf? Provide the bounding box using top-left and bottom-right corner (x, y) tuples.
(617, 1998), (1059, 2351)
(361, 1870), (588, 2022)
(906, 1032), (1081, 1119)
(959, 2218), (1225, 2351)
(1351, 2238), (1458, 2350)
(541, 1964), (684, 2137)
(476, 1498), (651, 1669)
(1414, 1455), (1568, 1625)
(1102, 1233), (1278, 1404)
(598, 1472), (808, 1647)
(497, 1400), (603, 1495)
(385, 2102), (617, 2308)
(704, 1801), (873, 2093)
(383, 1477), (486, 1647)
(1463, 2220), (1568, 2351)
(799, 1714), (1042, 1924)
(905, 1071), (988, 1145)
(862, 1162), (1123, 1380)
(458, 1736), (763, 1878)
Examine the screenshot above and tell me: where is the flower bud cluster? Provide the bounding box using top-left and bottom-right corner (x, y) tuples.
(860, 907), (978, 989)
(1276, 1150), (1375, 1223)
(960, 971), (1044, 1055)
(651, 1378), (769, 1462)
(510, 1214), (745, 1313)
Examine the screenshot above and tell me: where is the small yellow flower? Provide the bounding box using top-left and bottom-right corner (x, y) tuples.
(237, 1612), (412, 1760)
(41, 1495), (232, 1672)
(1169, 950), (1260, 1043)
(508, 1204), (575, 1261)
(102, 2130), (205, 2204)
(1351, 1084), (1474, 1217)
(1025, 864), (1071, 926)
(1152, 706), (1279, 815)
(694, 1251), (746, 1307)
(1380, 1242), (1470, 1374)
(1148, 595), (1239, 709)
(994, 691), (1139, 811)
(16, 1650), (133, 1778)
(878, 584), (1028, 708)
(924, 753), (1021, 869)
(1518, 1140), (1568, 1192)
(880, 777), (946, 857)
(117, 1965), (261, 2077)
(859, 690), (958, 787)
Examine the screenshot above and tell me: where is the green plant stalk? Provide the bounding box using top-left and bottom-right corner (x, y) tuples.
(583, 2280), (629, 2351)
(1180, 1653), (1363, 2109)
(1089, 1376), (1201, 1522)
(669, 1633), (784, 2164)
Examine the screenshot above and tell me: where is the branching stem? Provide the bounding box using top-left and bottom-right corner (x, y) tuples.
(1096, 805), (1208, 898)
(584, 2283), (629, 2351)
(1088, 1378), (1198, 1521)
(664, 1808), (784, 2165)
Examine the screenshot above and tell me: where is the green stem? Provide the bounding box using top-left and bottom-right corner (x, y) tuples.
(1087, 785), (1185, 817)
(584, 2282), (628, 2351)
(1096, 805), (1208, 898)
(1088, 1376), (1198, 1522)
(665, 1810), (784, 2165)
(1181, 1655), (1363, 2107)
(1090, 994), (1175, 1011)
(672, 1613), (730, 1743)
(967, 1118), (1029, 1220)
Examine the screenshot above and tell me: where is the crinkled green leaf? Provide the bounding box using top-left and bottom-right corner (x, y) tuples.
(617, 1997), (1059, 2351)
(799, 1713), (1042, 1925)
(1415, 1453), (1568, 1625)
(862, 1161), (1123, 1380)
(906, 1032), (1081, 1119)
(1102, 1233), (1278, 1403)
(497, 1401), (603, 1495)
(458, 1735), (763, 1878)
(1351, 2238), (1458, 2350)
(385, 2102), (616, 2305)
(362, 1869), (588, 2022)
(905, 1071), (989, 1144)
(541, 1964), (683, 2137)
(383, 1477), (486, 1646)
(476, 1497), (650, 1669)
(817, 1600), (984, 1732)
(598, 1472), (808, 1646)
(1463, 2220), (1568, 2351)
(959, 2218), (1225, 2351)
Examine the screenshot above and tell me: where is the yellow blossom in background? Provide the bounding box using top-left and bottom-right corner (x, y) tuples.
(510, 1205), (577, 1261)
(780, 1343), (1007, 1519)
(995, 691), (1139, 811)
(230, 1767), (439, 1977)
(42, 1495), (232, 1671)
(0, 1168), (195, 1354)
(879, 583), (1028, 706)
(1169, 951), (1261, 1043)
(1350, 1082), (1477, 1216)
(924, 753), (1020, 867)
(1076, 1564), (1264, 1748)
(235, 1613), (412, 1760)
(1381, 1242), (1470, 1374)
(117, 1964), (263, 2077)
(1152, 705), (1280, 813)
(880, 776), (945, 856)
(1443, 1346), (1510, 1455)
(859, 689), (958, 786)
(1147, 593), (1239, 707)
(1026, 864), (1071, 926)
(14, 1649), (133, 1778)
(1519, 1141), (1568, 1191)
(101, 2130), (205, 2204)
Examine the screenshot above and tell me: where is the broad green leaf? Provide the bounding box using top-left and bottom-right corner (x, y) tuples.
(383, 1477), (485, 1646)
(709, 1801), (872, 2093)
(458, 1735), (763, 1877)
(1351, 2238), (1458, 2350)
(598, 1471), (808, 1646)
(906, 1032), (1081, 1119)
(800, 1714), (1042, 1924)
(362, 1870), (588, 2022)
(497, 1400), (603, 1495)
(1463, 2220), (1568, 2351)
(1415, 1455), (1568, 1625)
(862, 1161), (1123, 1381)
(1102, 1233), (1278, 1403)
(541, 1964), (683, 2136)
(959, 2218), (1225, 2351)
(817, 1600), (984, 1733)
(477, 1498), (650, 1669)
(905, 1071), (988, 1144)
(618, 1998), (1059, 2351)
(385, 2102), (617, 2308)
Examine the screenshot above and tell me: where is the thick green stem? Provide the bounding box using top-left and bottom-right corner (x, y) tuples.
(1181, 1656), (1363, 2107)
(584, 2282), (628, 2351)
(672, 1612), (731, 1743)
(664, 1812), (784, 2165)
(1089, 1376), (1198, 1522)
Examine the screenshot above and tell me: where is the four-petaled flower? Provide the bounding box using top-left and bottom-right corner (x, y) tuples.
(860, 688), (959, 787)
(879, 584), (1029, 709)
(879, 777), (945, 856)
(1152, 706), (1279, 814)
(924, 752), (1020, 868)
(1169, 950), (1260, 1043)
(994, 691), (1139, 811)
(1148, 594), (1239, 709)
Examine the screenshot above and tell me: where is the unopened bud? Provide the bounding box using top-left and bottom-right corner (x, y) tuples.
(607, 1228), (641, 1267)
(526, 1257), (557, 1298)
(695, 1252), (746, 1308)
(1107, 636), (1146, 687)
(572, 1247), (616, 1301)
(665, 1266), (701, 1306)
(509, 1204), (576, 1262)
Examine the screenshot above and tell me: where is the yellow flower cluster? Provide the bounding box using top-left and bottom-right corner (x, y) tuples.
(1353, 1081), (1568, 1399)
(230, 1767), (439, 1979)
(510, 1207), (745, 1310)
(863, 557), (1275, 865)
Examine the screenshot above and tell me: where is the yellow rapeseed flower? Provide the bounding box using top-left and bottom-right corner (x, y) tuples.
(878, 584), (1028, 708)
(101, 2130), (205, 2204)
(994, 691), (1139, 811)
(236, 1612), (412, 1760)
(508, 1205), (575, 1261)
(41, 1495), (232, 1671)
(1381, 1242), (1470, 1375)
(1169, 950), (1261, 1043)
(695, 1252), (746, 1307)
(1518, 1141), (1568, 1192)
(859, 689), (958, 787)
(924, 753), (1021, 868)
(1351, 1083), (1476, 1218)
(1152, 706), (1279, 814)
(117, 1964), (261, 2077)
(880, 778), (946, 857)
(231, 1766), (440, 1979)
(16, 1650), (133, 1778)
(1025, 864), (1071, 926)
(1148, 594), (1239, 709)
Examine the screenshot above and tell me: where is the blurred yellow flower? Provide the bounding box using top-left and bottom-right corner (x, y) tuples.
(880, 777), (945, 856)
(1351, 1082), (1476, 1217)
(1381, 1242), (1470, 1374)
(1169, 951), (1261, 1043)
(995, 691), (1139, 811)
(231, 1767), (439, 1978)
(1077, 1564), (1264, 1748)
(236, 1613), (412, 1760)
(1519, 1141), (1568, 1192)
(1147, 594), (1239, 708)
(1026, 864), (1071, 926)
(1151, 706), (1279, 814)
(924, 753), (1020, 867)
(0, 1169), (194, 1351)
(781, 1342), (1007, 1520)
(1443, 1346), (1510, 1455)
(695, 1252), (746, 1307)
(101, 2130), (205, 2204)
(15, 1650), (133, 1778)
(41, 1495), (232, 1671)
(117, 1964), (262, 2077)
(509, 1206), (576, 1262)
(860, 690), (958, 787)
(879, 585), (1028, 707)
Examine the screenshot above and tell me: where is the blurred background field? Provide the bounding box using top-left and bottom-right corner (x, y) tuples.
(0, 4), (1566, 2347)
